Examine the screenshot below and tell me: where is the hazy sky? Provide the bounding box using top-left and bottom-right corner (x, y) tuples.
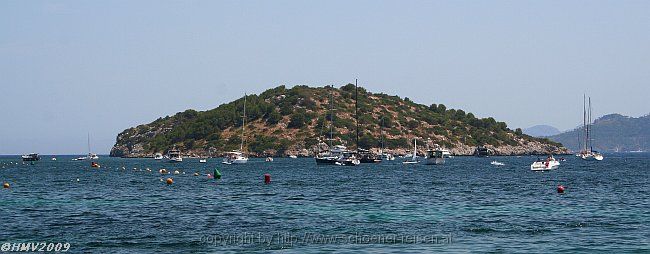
(1, 0), (649, 154)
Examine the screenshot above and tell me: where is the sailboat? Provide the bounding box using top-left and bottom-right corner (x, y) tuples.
(87, 133), (99, 160)
(578, 95), (604, 161)
(314, 85), (359, 166)
(353, 79), (381, 163)
(379, 117), (395, 161)
(73, 133), (98, 161)
(223, 94), (249, 165)
(403, 138), (419, 164)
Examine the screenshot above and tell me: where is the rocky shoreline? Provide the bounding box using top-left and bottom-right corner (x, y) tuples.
(110, 140), (571, 158)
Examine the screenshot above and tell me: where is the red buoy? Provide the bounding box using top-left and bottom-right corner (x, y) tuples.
(264, 173), (271, 184)
(557, 185), (565, 193)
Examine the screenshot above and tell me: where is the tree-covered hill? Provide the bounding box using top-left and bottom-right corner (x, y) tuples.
(548, 114), (650, 152)
(110, 84), (566, 157)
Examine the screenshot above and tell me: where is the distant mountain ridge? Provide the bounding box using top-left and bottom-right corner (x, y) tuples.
(110, 84), (567, 157)
(548, 113), (650, 152)
(523, 125), (561, 137)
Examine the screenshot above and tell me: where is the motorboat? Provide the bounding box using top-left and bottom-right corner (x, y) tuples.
(530, 155), (560, 171)
(441, 149), (451, 158)
(335, 151), (360, 166)
(425, 149), (445, 165)
(315, 145), (347, 165)
(265, 157), (273, 162)
(199, 158), (207, 163)
(222, 151), (248, 164)
(168, 149), (183, 163)
(154, 153), (163, 160)
(490, 160), (505, 166)
(88, 153), (99, 160)
(21, 153), (40, 161)
(380, 153), (395, 161)
(358, 148), (381, 163)
(289, 155), (298, 159)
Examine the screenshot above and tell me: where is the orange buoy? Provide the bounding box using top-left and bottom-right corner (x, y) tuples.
(3, 182), (9, 189)
(557, 185), (565, 193)
(264, 173), (271, 184)
(166, 178), (173, 185)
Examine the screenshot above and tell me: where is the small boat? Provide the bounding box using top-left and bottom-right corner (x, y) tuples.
(425, 148), (445, 165)
(265, 157), (273, 162)
(358, 148), (382, 163)
(199, 159), (207, 163)
(222, 151), (248, 164)
(530, 155), (560, 171)
(441, 149), (452, 158)
(334, 151), (360, 166)
(72, 156), (87, 161)
(380, 153), (395, 161)
(168, 148), (183, 163)
(86, 133), (99, 160)
(402, 138), (420, 164)
(289, 155), (298, 159)
(154, 153), (163, 160)
(222, 93), (250, 165)
(51, 157), (57, 161)
(21, 153), (40, 161)
(474, 146), (490, 157)
(490, 160), (505, 166)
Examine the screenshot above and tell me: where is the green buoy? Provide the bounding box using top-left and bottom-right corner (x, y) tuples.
(214, 169), (222, 180)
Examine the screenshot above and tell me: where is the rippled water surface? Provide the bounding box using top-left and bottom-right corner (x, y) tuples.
(1, 154), (649, 253)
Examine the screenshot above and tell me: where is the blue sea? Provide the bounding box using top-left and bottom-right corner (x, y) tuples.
(1, 154), (649, 253)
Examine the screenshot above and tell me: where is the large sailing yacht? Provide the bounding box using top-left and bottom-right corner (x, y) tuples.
(223, 94), (249, 165)
(578, 95), (604, 161)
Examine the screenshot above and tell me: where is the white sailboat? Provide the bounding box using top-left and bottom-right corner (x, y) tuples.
(403, 138), (419, 164)
(223, 93), (249, 165)
(87, 133), (99, 160)
(578, 95), (604, 161)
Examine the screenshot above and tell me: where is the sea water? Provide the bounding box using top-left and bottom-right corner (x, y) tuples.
(0, 154), (648, 253)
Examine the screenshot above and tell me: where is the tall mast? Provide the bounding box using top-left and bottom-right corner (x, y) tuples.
(87, 132), (90, 154)
(328, 85), (333, 148)
(588, 97), (592, 151)
(240, 93), (246, 152)
(355, 79), (359, 150)
(380, 117), (385, 153)
(583, 94), (587, 152)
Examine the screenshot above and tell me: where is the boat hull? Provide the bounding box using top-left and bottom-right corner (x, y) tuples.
(425, 158), (445, 165)
(530, 161), (560, 171)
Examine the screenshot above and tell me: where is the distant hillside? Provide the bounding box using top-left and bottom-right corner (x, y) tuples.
(548, 114), (650, 152)
(110, 84), (567, 157)
(523, 125), (561, 137)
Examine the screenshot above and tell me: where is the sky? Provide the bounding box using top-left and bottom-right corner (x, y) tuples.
(1, 0), (649, 155)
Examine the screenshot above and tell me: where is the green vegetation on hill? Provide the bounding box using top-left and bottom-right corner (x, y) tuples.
(111, 84), (562, 157)
(549, 114), (650, 152)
